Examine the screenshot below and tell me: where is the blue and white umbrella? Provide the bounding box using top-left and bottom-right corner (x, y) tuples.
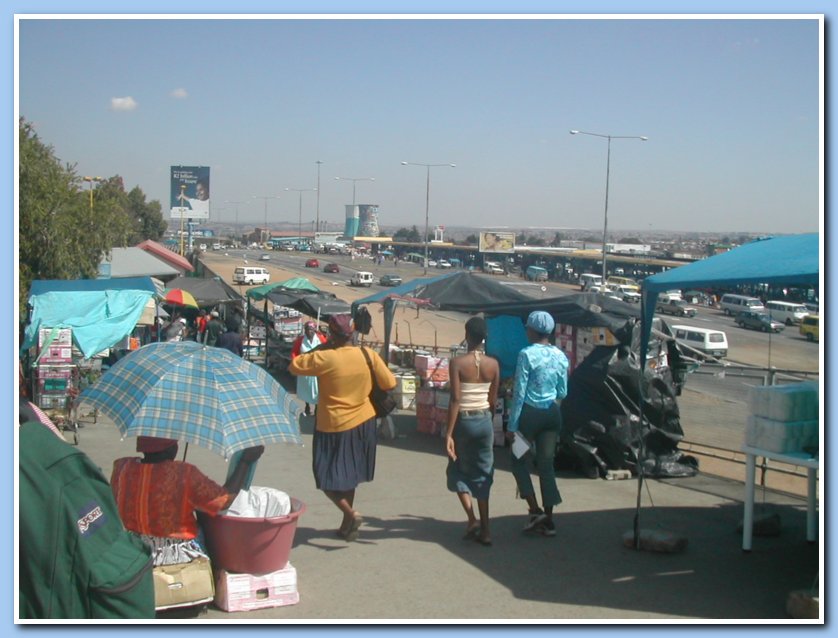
(78, 341), (301, 458)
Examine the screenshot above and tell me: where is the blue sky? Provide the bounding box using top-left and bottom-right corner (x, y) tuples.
(17, 15), (821, 236)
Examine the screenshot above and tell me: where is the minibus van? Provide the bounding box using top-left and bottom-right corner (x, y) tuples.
(606, 276), (639, 292)
(233, 266), (270, 285)
(525, 265), (549, 282)
(579, 273), (603, 291)
(670, 325), (729, 359)
(720, 293), (764, 316)
(765, 300), (809, 325)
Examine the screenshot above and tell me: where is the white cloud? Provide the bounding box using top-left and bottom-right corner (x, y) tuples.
(170, 88), (188, 99)
(110, 96), (138, 111)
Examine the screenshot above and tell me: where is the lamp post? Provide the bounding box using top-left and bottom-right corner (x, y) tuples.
(177, 184), (187, 256)
(401, 161), (455, 275)
(82, 176), (103, 210)
(315, 160), (324, 235)
(285, 188), (317, 249)
(334, 176), (375, 212)
(570, 129), (647, 283)
(252, 195), (279, 246)
(225, 200), (244, 245)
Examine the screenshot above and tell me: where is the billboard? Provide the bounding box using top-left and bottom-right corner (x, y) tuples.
(170, 166), (210, 220)
(478, 231), (516, 254)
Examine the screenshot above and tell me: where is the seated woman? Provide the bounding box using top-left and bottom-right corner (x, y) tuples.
(110, 436), (263, 565)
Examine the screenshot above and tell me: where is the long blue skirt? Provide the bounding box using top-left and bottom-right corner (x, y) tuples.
(446, 411), (494, 500)
(312, 418), (377, 491)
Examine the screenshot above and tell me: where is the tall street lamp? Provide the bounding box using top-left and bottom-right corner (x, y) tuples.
(252, 195), (279, 245)
(285, 188), (317, 248)
(82, 176), (104, 210)
(570, 129), (647, 283)
(401, 161), (455, 275)
(315, 160), (324, 235)
(225, 200), (244, 244)
(334, 176), (375, 211)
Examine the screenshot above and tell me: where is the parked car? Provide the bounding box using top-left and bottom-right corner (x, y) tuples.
(379, 274), (403, 287)
(735, 310), (784, 333)
(799, 315), (819, 342)
(323, 263), (340, 273)
(427, 260), (438, 268)
(437, 259), (452, 268)
(656, 299), (697, 318)
(259, 253), (271, 261)
(305, 258), (320, 268)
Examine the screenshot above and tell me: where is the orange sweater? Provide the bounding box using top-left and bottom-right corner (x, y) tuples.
(289, 345), (396, 432)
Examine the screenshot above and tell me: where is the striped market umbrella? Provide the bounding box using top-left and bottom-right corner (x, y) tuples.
(161, 288), (198, 308)
(78, 341), (301, 458)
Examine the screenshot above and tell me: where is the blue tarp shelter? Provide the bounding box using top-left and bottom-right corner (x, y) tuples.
(640, 233), (820, 369)
(23, 277), (157, 359)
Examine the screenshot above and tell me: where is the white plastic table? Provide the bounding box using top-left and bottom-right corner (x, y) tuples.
(742, 445), (819, 551)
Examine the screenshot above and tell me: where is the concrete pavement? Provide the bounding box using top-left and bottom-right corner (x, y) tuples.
(72, 401), (820, 622)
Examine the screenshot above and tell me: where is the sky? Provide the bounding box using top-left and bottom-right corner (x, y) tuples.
(8, 1), (831, 634)
(16, 13), (822, 236)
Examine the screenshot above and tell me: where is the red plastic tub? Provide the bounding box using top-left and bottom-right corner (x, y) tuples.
(199, 498), (305, 575)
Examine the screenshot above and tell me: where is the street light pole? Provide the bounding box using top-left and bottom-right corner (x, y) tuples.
(285, 188), (317, 248)
(315, 160), (324, 235)
(178, 184), (187, 256)
(252, 195), (279, 246)
(82, 176), (103, 210)
(570, 130), (647, 283)
(401, 161), (455, 275)
(334, 176), (375, 212)
(225, 200), (244, 244)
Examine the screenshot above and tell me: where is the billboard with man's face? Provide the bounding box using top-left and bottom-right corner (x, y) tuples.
(170, 166), (210, 220)
(479, 231), (516, 254)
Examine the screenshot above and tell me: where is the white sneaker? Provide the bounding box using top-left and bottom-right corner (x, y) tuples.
(523, 512), (547, 532)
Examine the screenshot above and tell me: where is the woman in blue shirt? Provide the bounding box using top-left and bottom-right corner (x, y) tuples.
(506, 311), (569, 537)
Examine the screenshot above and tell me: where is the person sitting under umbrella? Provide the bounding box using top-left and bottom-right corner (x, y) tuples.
(110, 436), (263, 566)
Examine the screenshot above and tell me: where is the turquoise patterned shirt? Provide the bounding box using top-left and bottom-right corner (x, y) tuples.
(507, 343), (569, 432)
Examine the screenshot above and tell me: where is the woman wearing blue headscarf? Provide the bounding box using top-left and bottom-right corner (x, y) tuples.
(506, 310), (569, 537)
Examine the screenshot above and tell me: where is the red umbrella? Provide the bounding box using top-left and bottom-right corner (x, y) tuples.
(162, 288), (198, 308)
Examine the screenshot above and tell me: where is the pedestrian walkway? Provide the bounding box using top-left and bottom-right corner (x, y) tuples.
(72, 409), (820, 622)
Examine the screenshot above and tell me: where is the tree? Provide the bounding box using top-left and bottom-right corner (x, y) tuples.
(549, 232), (565, 247)
(464, 234), (478, 245)
(18, 118), (136, 312)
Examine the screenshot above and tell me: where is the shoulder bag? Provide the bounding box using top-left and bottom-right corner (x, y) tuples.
(360, 347), (397, 418)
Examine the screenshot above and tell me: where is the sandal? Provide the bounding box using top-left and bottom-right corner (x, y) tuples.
(475, 533), (493, 547)
(462, 524), (481, 541)
(343, 514), (363, 542)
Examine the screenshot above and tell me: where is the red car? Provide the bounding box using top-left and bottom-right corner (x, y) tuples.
(305, 258), (320, 268)
(323, 263), (340, 274)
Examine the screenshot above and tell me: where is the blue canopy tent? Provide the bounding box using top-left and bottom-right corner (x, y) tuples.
(632, 233), (820, 547)
(23, 277), (158, 359)
(640, 234), (820, 368)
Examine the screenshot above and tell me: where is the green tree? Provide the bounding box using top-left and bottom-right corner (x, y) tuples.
(18, 118), (136, 311)
(464, 234), (478, 245)
(549, 232), (564, 247)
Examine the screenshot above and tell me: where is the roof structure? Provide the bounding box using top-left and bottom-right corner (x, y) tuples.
(136, 239), (194, 273)
(99, 247), (180, 279)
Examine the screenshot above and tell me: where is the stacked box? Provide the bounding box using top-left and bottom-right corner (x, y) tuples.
(746, 383), (820, 454)
(414, 354), (450, 384)
(38, 327), (72, 348)
(434, 391), (450, 410)
(38, 345), (73, 365)
(394, 391), (416, 410)
(213, 563), (299, 613)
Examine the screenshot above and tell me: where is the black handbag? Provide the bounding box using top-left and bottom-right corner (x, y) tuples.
(360, 347), (397, 418)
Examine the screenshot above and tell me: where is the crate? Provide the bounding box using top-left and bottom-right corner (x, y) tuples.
(38, 327), (72, 348)
(213, 563), (299, 613)
(37, 345), (73, 365)
(395, 374), (419, 394)
(394, 391), (416, 410)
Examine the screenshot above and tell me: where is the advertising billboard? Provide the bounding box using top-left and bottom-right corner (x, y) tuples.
(478, 231), (516, 253)
(170, 166), (210, 220)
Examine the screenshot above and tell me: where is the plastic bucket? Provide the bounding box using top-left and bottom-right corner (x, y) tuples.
(198, 497), (305, 575)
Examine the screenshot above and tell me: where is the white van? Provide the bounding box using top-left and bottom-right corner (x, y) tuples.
(765, 300), (809, 326)
(233, 266), (270, 285)
(720, 293), (764, 316)
(579, 273), (603, 291)
(350, 271), (374, 287)
(671, 325), (729, 359)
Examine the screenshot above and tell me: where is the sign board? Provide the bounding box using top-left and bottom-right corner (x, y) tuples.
(478, 231), (516, 254)
(170, 166), (211, 220)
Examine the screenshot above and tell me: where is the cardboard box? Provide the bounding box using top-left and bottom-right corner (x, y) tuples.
(416, 387), (436, 406)
(37, 345), (73, 365)
(213, 563), (299, 613)
(434, 391), (450, 409)
(153, 557), (214, 610)
(417, 416), (440, 435)
(394, 391), (416, 410)
(38, 327), (72, 348)
(395, 374), (419, 394)
(414, 354), (449, 374)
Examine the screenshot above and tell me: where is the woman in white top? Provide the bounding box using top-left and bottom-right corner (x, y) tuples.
(445, 317), (500, 546)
